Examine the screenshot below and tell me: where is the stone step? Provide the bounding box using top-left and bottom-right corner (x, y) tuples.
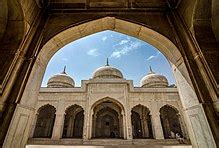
(27, 145), (192, 148)
(27, 138), (192, 148)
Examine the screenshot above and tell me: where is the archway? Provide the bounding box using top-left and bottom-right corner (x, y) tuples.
(3, 17), (216, 148)
(92, 100), (123, 139)
(33, 104), (56, 138)
(131, 105), (153, 139)
(160, 105), (182, 139)
(62, 105), (84, 138)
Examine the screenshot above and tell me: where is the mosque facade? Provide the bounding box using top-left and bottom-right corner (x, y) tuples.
(28, 61), (190, 145)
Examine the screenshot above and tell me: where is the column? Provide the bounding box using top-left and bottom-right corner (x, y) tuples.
(142, 114), (149, 137)
(52, 113), (65, 140)
(92, 114), (96, 138)
(177, 113), (187, 139)
(122, 111), (127, 139)
(118, 114), (122, 137)
(151, 113), (164, 139)
(29, 113), (38, 138)
(66, 115), (75, 137)
(83, 109), (90, 140)
(126, 110), (133, 140)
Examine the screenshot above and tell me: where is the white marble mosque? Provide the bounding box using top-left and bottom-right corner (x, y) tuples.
(28, 60), (190, 146)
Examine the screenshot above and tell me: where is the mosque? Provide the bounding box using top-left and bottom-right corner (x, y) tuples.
(28, 60), (189, 146)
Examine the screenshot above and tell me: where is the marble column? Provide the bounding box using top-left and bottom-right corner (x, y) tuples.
(142, 114), (149, 137)
(29, 113), (38, 138)
(83, 109), (90, 140)
(92, 114), (96, 138)
(151, 113), (164, 139)
(118, 114), (123, 137)
(66, 115), (75, 137)
(122, 112), (127, 139)
(52, 113), (65, 140)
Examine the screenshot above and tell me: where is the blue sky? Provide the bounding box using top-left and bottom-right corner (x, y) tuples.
(41, 30), (175, 87)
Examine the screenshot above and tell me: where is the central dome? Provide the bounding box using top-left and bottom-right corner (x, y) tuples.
(92, 59), (123, 79)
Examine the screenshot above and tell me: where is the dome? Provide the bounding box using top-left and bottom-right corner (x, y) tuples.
(140, 67), (168, 88)
(92, 59), (123, 79)
(47, 66), (75, 88)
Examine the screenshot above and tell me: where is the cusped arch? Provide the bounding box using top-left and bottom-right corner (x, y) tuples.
(131, 104), (151, 113)
(36, 103), (56, 114)
(159, 104), (179, 114)
(64, 104), (84, 114)
(91, 97), (125, 113)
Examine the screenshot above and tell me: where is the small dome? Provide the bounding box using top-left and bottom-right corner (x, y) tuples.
(92, 59), (123, 79)
(140, 67), (168, 88)
(47, 66), (75, 88)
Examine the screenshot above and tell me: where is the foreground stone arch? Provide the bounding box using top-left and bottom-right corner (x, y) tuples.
(3, 17), (216, 148)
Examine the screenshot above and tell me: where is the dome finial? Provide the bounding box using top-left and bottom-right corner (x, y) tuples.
(62, 66), (67, 74)
(106, 58), (109, 66)
(149, 66), (155, 74)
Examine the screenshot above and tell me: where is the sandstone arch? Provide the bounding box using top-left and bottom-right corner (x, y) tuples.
(3, 17), (216, 148)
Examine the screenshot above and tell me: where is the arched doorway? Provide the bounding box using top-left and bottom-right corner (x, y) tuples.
(4, 17), (216, 148)
(131, 105), (153, 139)
(160, 105), (182, 139)
(92, 100), (123, 138)
(33, 105), (56, 138)
(62, 105), (84, 138)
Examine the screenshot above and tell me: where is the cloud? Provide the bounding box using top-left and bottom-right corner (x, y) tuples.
(87, 49), (100, 56)
(119, 39), (129, 45)
(62, 58), (68, 62)
(102, 36), (107, 41)
(146, 51), (161, 61)
(110, 40), (142, 58)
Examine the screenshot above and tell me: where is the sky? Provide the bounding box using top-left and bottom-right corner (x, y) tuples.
(41, 30), (175, 87)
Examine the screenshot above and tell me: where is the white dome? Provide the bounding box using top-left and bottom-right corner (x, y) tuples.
(92, 59), (123, 79)
(47, 67), (75, 88)
(140, 67), (168, 88)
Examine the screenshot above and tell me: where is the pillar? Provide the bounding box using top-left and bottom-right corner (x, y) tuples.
(151, 113), (164, 139)
(83, 108), (90, 140)
(142, 114), (149, 137)
(177, 113), (186, 138)
(66, 115), (75, 137)
(92, 114), (96, 138)
(29, 113), (38, 138)
(119, 114), (123, 138)
(52, 113), (65, 140)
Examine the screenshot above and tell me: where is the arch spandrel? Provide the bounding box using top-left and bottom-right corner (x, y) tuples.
(41, 13), (175, 47)
(40, 17), (182, 67)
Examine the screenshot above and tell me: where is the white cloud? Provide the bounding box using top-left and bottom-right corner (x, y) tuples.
(102, 36), (107, 41)
(110, 40), (142, 58)
(119, 39), (129, 45)
(62, 58), (68, 61)
(146, 51), (161, 61)
(87, 49), (100, 56)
